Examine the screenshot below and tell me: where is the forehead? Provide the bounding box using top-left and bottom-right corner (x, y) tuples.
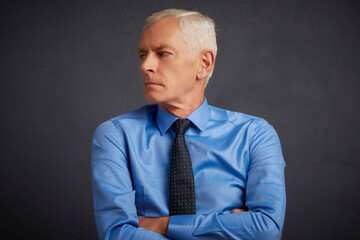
(139, 18), (186, 50)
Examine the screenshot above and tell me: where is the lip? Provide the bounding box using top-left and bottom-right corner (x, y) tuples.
(144, 82), (163, 87)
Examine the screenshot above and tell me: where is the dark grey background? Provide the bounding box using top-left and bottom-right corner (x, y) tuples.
(1, 0), (359, 239)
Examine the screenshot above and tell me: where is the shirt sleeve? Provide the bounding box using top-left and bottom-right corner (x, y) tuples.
(91, 121), (170, 240)
(167, 120), (286, 240)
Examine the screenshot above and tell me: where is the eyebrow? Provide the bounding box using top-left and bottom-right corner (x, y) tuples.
(138, 45), (176, 54)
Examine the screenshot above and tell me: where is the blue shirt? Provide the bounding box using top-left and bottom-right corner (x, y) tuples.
(91, 98), (286, 240)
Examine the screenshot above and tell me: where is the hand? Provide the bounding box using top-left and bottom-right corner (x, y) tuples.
(138, 216), (170, 235)
(230, 208), (248, 214)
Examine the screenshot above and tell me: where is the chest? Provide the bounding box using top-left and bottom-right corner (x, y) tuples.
(129, 132), (250, 216)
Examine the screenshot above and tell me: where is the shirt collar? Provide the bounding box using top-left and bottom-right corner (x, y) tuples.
(156, 97), (210, 135)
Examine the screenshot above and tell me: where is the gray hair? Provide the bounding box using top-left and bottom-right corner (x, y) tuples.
(143, 9), (217, 86)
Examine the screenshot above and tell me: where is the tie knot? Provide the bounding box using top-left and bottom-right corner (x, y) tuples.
(172, 119), (191, 135)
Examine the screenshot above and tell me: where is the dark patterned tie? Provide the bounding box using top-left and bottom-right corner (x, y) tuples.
(170, 119), (196, 215)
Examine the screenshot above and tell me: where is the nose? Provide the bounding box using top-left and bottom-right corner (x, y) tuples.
(140, 53), (157, 73)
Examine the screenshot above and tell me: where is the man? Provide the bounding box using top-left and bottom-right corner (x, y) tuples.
(92, 9), (286, 240)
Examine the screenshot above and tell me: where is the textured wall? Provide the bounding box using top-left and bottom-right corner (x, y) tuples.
(1, 0), (359, 239)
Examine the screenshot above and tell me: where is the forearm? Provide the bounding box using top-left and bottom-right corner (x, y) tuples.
(167, 209), (284, 240)
(138, 216), (170, 236)
(139, 207), (283, 240)
(104, 225), (170, 240)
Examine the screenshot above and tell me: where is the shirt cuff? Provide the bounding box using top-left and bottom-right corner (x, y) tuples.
(167, 215), (196, 240)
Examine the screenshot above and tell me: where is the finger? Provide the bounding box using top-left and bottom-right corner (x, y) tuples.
(230, 208), (248, 214)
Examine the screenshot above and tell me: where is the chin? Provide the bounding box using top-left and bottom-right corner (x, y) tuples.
(144, 93), (161, 104)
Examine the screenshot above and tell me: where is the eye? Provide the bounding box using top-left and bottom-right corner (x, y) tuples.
(158, 51), (170, 57)
(139, 54), (147, 61)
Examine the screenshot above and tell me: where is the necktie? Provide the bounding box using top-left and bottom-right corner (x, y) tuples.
(170, 119), (196, 215)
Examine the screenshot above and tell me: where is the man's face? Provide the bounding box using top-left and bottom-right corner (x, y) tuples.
(138, 18), (201, 106)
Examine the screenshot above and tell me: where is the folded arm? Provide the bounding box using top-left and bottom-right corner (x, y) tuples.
(92, 119), (285, 240)
(138, 209), (248, 235)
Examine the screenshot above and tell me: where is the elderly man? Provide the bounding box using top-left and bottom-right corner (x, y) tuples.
(92, 9), (286, 240)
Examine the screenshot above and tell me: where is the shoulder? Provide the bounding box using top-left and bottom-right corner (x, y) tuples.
(209, 105), (269, 128)
(208, 105), (282, 155)
(207, 105), (280, 143)
(110, 104), (156, 123)
(94, 104), (157, 136)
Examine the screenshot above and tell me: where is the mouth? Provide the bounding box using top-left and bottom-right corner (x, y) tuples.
(144, 81), (163, 87)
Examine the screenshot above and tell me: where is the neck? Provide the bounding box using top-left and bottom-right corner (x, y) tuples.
(159, 95), (204, 118)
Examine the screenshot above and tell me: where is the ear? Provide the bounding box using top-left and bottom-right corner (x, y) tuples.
(196, 50), (215, 80)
